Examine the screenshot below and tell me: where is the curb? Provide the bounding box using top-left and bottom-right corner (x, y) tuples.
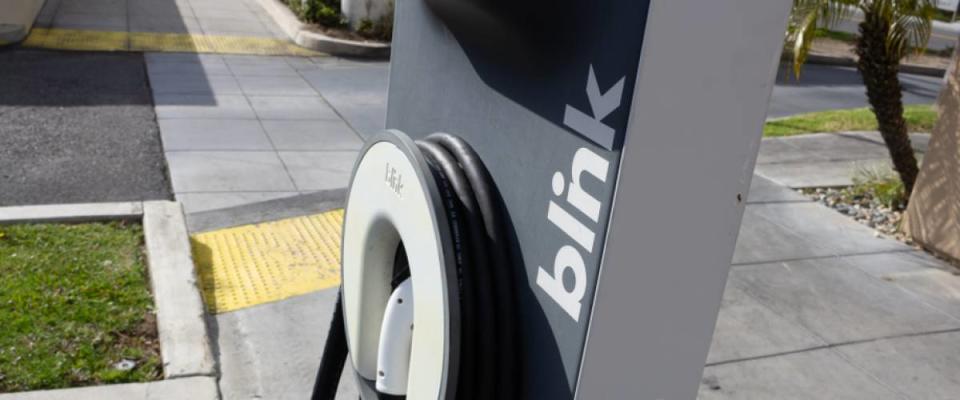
(186, 188), (346, 233)
(0, 201), (218, 400)
(0, 0), (45, 46)
(0, 24), (30, 46)
(783, 53), (946, 77)
(142, 201), (216, 379)
(0, 377), (218, 400)
(0, 202), (142, 224)
(254, 0), (390, 59)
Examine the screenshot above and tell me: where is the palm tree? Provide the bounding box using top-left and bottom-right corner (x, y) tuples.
(787, 0), (936, 200)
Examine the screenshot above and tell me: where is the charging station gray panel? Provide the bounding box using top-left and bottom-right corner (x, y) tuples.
(386, 0), (790, 398)
(576, 2), (792, 399)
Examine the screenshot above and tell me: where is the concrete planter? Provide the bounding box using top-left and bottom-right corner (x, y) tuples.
(0, 202), (218, 400)
(0, 0), (46, 45)
(905, 50), (960, 265)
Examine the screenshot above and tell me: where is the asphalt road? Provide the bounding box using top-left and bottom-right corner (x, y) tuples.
(0, 49), (171, 206)
(768, 63), (944, 118)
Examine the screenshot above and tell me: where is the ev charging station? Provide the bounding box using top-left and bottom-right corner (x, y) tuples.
(316, 0), (793, 399)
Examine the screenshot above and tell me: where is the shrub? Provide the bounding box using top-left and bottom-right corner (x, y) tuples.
(851, 165), (907, 210)
(288, 0), (346, 28)
(357, 12), (393, 41)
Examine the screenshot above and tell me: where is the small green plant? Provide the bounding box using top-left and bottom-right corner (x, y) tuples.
(356, 4), (394, 41)
(288, 0), (347, 28)
(357, 16), (393, 41)
(851, 165), (907, 210)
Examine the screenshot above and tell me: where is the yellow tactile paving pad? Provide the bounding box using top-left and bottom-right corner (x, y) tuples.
(23, 28), (322, 56)
(192, 209), (344, 314)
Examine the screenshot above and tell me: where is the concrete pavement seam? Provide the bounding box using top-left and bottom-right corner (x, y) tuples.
(730, 248), (918, 268)
(706, 316), (960, 367)
(292, 59), (369, 143)
(226, 59), (302, 194)
(744, 199), (813, 205)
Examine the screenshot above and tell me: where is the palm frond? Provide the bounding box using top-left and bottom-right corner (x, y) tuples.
(788, 0), (937, 73)
(823, 0), (858, 27)
(789, 3), (822, 77)
(887, 0), (936, 59)
(786, 0), (861, 77)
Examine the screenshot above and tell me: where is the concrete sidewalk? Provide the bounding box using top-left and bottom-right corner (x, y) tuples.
(146, 53), (386, 214)
(755, 131), (930, 188)
(702, 176), (960, 399)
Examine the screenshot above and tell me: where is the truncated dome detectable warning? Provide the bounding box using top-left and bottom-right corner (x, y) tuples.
(192, 210), (343, 313)
(332, 0), (794, 398)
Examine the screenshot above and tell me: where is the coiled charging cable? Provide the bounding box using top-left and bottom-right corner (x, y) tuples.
(311, 133), (520, 400)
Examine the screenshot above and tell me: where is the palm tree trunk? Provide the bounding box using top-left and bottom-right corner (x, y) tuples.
(855, 9), (920, 200)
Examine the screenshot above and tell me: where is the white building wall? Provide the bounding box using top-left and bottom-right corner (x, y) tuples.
(341, 0), (394, 28)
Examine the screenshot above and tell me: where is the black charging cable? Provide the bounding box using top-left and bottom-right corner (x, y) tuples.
(310, 133), (520, 400)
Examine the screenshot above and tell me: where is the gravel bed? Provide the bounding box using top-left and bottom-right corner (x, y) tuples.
(802, 187), (914, 245)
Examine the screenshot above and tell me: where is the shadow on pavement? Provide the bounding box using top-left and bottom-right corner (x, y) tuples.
(776, 63), (942, 100)
(0, 48), (175, 206)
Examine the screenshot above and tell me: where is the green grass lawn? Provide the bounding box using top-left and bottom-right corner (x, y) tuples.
(0, 222), (161, 393)
(764, 105), (937, 137)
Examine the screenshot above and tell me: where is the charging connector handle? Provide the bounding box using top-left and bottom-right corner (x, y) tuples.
(376, 279), (415, 395)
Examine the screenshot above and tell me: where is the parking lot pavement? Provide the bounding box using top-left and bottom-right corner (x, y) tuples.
(0, 49), (171, 206)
